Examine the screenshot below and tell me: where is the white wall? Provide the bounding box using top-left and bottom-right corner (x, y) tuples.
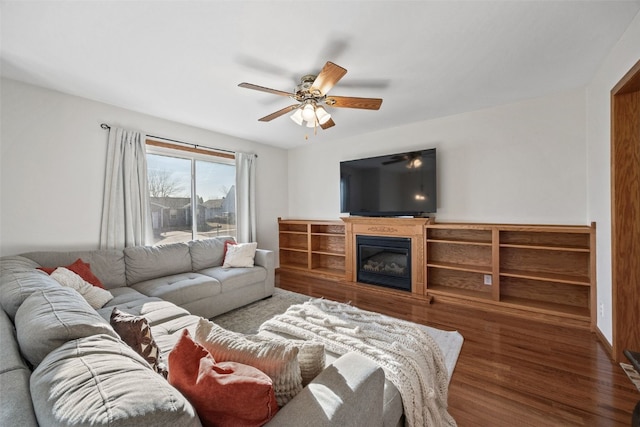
(0, 78), (289, 257)
(288, 88), (588, 225)
(586, 12), (640, 344)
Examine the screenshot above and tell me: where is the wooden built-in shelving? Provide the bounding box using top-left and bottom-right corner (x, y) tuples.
(425, 222), (596, 329)
(278, 218), (346, 278)
(278, 217), (596, 329)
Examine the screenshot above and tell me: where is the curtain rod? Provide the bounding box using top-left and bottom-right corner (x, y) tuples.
(100, 123), (241, 156)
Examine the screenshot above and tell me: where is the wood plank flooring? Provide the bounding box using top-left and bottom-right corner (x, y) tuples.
(276, 271), (639, 426)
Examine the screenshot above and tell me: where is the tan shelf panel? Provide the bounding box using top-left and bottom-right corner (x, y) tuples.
(280, 247), (308, 253)
(427, 261), (492, 274)
(428, 239), (492, 247)
(500, 269), (590, 286)
(311, 234), (345, 255)
(278, 223), (309, 233)
(500, 229), (590, 248)
(428, 284), (494, 301)
(279, 232), (308, 251)
(500, 243), (590, 253)
(278, 261), (308, 271)
(310, 223), (345, 235)
(500, 296), (590, 319)
(426, 227), (492, 244)
(311, 250), (346, 257)
(311, 266), (345, 277)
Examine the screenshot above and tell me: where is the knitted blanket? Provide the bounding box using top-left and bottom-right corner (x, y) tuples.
(259, 299), (456, 427)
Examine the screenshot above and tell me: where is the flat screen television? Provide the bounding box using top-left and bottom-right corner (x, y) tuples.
(340, 148), (436, 217)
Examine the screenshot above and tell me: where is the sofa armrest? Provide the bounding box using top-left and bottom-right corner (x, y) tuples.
(254, 249), (273, 270)
(265, 352), (385, 427)
(254, 249), (274, 293)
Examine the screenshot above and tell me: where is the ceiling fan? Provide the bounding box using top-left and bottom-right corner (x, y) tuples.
(238, 61), (383, 130)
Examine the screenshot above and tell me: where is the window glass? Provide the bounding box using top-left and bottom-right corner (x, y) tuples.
(147, 150), (236, 245)
(195, 159), (236, 239)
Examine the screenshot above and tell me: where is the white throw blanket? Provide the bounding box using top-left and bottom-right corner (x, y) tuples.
(259, 299), (456, 427)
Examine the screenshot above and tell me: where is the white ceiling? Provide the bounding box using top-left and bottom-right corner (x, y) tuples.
(2, 1), (639, 149)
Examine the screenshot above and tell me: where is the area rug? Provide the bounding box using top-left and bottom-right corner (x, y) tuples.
(212, 288), (464, 380)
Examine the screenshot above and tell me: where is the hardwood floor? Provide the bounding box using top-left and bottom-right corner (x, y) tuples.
(276, 271), (639, 426)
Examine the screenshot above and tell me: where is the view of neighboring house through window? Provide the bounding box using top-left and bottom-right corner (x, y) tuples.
(146, 144), (236, 245)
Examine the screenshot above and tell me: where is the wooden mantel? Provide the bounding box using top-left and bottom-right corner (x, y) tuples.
(341, 217), (433, 295)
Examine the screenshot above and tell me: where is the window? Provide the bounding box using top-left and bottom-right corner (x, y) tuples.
(146, 142), (236, 245)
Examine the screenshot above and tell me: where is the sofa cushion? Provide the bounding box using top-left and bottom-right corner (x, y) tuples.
(131, 272), (221, 307)
(30, 334), (201, 427)
(101, 286), (156, 307)
(50, 267), (114, 309)
(21, 250), (126, 289)
(195, 318), (302, 407)
(152, 314), (202, 359)
(189, 237), (230, 271)
(168, 329), (279, 427)
(223, 242), (257, 268)
(15, 287), (118, 367)
(98, 297), (190, 326)
(198, 265), (267, 292)
(124, 242), (192, 285)
(1, 368), (39, 427)
(0, 308), (29, 373)
(0, 255), (40, 273)
(0, 268), (61, 321)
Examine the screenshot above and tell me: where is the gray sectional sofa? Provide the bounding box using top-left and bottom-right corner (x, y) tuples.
(0, 237), (386, 427)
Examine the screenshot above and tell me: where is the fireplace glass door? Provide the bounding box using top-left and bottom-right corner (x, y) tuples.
(356, 235), (411, 291)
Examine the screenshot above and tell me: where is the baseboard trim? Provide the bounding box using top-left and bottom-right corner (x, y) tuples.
(595, 325), (613, 358)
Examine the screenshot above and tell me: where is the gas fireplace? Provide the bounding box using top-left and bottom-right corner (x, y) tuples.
(356, 235), (411, 291)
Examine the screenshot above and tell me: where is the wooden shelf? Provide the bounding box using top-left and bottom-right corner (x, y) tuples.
(500, 243), (590, 252)
(428, 284), (493, 301)
(427, 261), (492, 274)
(426, 222), (596, 329)
(428, 239), (492, 247)
(500, 269), (590, 286)
(500, 296), (590, 319)
(279, 218), (346, 279)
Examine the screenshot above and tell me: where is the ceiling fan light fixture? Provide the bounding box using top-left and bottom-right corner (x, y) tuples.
(290, 108), (304, 125)
(301, 103), (316, 122)
(315, 106), (331, 125)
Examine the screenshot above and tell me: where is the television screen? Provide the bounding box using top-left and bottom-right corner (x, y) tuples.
(340, 148), (436, 217)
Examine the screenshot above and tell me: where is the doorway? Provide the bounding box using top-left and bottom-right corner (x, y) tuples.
(611, 58), (640, 363)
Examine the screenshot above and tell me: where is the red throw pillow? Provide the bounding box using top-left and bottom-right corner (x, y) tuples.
(37, 258), (105, 289)
(168, 330), (278, 427)
(222, 240), (236, 264)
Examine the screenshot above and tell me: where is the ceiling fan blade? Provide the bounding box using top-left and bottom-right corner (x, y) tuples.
(310, 62), (347, 96)
(238, 83), (295, 97)
(258, 104), (299, 122)
(325, 96), (383, 110)
(320, 118), (335, 130)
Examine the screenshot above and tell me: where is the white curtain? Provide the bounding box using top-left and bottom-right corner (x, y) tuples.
(99, 127), (152, 249)
(235, 152), (257, 243)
